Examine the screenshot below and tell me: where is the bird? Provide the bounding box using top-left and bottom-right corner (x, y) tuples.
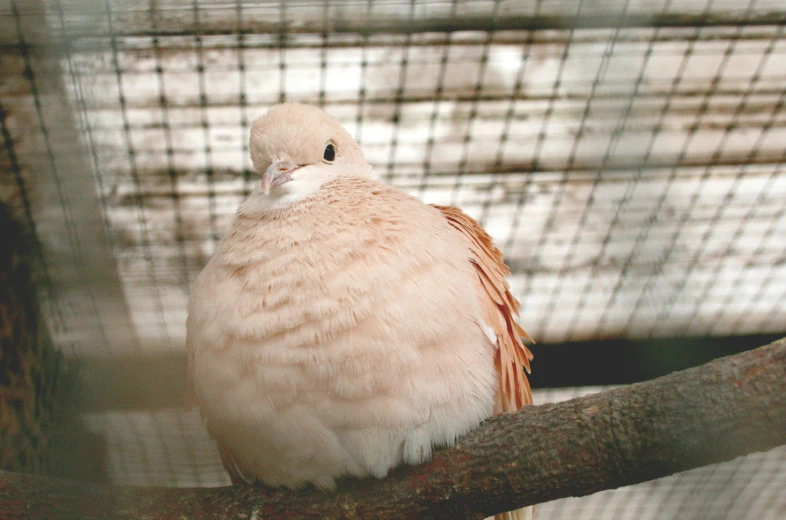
(185, 103), (534, 520)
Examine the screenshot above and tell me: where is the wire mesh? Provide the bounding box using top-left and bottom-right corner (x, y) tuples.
(1, 0), (785, 517)
(8, 0), (782, 350)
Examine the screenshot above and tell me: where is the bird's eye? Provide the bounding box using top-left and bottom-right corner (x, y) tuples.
(323, 143), (336, 162)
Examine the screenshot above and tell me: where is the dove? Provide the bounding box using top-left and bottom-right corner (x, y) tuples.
(186, 103), (534, 520)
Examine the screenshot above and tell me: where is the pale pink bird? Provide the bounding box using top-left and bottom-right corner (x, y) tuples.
(186, 103), (534, 519)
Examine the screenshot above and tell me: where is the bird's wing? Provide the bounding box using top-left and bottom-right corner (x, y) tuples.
(433, 205), (534, 412)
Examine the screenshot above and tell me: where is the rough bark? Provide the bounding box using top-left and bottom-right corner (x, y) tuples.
(1, 337), (784, 520)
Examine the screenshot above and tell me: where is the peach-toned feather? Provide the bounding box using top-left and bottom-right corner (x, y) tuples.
(435, 206), (535, 520)
(186, 103), (535, 520)
(434, 205), (534, 413)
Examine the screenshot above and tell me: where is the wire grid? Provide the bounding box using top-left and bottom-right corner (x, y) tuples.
(1, 0), (786, 517)
(9, 0), (782, 352)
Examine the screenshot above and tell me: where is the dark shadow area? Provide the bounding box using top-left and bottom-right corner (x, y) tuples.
(528, 333), (784, 388)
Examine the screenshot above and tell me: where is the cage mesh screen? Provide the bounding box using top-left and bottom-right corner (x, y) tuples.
(4, 0), (786, 354)
(1, 0), (785, 517)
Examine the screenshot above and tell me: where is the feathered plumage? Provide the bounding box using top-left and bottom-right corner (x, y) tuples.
(186, 103), (534, 519)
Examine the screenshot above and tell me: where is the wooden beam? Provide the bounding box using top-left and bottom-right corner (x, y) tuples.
(75, 333), (782, 411)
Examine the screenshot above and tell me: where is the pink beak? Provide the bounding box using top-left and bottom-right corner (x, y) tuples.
(261, 160), (299, 195)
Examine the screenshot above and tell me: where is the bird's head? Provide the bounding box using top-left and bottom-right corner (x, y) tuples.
(247, 103), (373, 209)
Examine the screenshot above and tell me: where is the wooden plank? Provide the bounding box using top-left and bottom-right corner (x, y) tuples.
(27, 0), (786, 41)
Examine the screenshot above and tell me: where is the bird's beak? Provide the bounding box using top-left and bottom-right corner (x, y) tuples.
(261, 160), (300, 195)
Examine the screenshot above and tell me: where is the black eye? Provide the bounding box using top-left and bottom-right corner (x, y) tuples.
(323, 143), (336, 162)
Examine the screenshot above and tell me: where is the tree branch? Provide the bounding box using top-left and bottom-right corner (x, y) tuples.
(1, 338), (785, 520)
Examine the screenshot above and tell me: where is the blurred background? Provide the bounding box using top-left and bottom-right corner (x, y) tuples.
(1, 0), (785, 518)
